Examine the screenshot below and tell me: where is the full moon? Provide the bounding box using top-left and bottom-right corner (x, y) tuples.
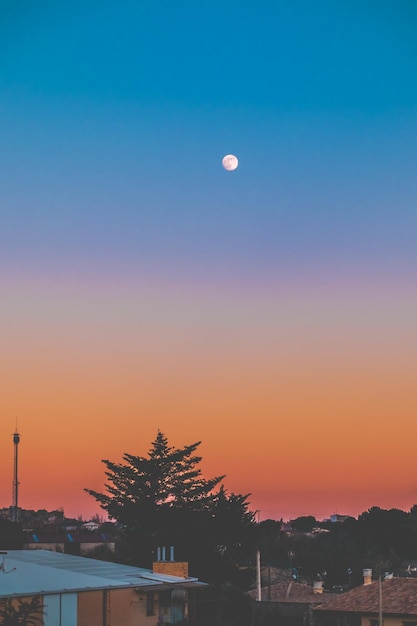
(222, 154), (239, 171)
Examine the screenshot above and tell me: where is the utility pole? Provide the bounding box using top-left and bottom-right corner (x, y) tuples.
(256, 550), (261, 601)
(378, 577), (383, 626)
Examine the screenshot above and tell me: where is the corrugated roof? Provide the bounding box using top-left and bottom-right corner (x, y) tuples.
(0, 550), (202, 598)
(314, 578), (417, 615)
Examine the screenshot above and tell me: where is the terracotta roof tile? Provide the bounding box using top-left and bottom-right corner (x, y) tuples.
(315, 578), (417, 615)
(248, 581), (333, 604)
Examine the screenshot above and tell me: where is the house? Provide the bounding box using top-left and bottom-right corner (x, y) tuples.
(23, 529), (116, 556)
(248, 579), (335, 626)
(0, 549), (205, 626)
(81, 521), (101, 531)
(329, 514), (350, 523)
(314, 570), (417, 626)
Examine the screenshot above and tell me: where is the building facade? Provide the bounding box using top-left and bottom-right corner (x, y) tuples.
(0, 550), (204, 626)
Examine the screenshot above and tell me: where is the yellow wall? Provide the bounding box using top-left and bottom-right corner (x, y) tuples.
(0, 596), (44, 625)
(2, 586), (183, 626)
(361, 616), (417, 626)
(77, 591), (103, 626)
(79, 541), (116, 555)
(26, 542), (65, 552)
(78, 588), (163, 626)
(25, 542), (115, 555)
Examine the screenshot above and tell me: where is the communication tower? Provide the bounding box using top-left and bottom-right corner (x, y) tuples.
(12, 430), (20, 523)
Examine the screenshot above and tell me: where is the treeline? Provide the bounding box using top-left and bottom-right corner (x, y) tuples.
(3, 430), (417, 598)
(258, 506), (417, 588)
(85, 430), (417, 591)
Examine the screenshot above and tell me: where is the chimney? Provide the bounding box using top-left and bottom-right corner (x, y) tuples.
(363, 568), (372, 585)
(313, 581), (324, 594)
(152, 546), (189, 578)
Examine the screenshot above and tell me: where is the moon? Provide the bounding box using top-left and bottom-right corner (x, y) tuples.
(222, 154), (239, 171)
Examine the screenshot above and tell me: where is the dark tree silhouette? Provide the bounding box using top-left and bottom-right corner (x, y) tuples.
(291, 516), (317, 533)
(0, 596), (43, 626)
(86, 431), (224, 519)
(0, 519), (24, 550)
(358, 506), (409, 563)
(85, 430), (255, 581)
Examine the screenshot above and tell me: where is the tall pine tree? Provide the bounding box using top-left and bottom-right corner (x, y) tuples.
(85, 430), (255, 579)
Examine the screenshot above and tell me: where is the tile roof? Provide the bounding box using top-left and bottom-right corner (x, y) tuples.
(315, 578), (417, 615)
(248, 581), (333, 604)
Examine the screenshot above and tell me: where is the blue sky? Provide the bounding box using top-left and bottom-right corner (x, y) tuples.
(1, 1), (417, 518)
(1, 1), (416, 286)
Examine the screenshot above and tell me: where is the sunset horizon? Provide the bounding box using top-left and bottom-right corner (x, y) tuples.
(1, 2), (416, 530)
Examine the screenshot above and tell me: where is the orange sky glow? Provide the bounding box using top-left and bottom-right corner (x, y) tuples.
(1, 274), (416, 522)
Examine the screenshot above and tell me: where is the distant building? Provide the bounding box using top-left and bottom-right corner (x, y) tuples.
(24, 530), (116, 556)
(0, 549), (205, 626)
(329, 514), (350, 523)
(81, 521), (101, 531)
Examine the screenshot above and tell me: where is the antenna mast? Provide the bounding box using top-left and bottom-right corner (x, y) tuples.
(12, 429), (20, 523)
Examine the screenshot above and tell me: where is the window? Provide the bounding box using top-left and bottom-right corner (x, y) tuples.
(146, 592), (155, 616)
(159, 590), (171, 607)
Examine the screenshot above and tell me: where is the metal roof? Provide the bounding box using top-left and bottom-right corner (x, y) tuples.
(0, 550), (202, 598)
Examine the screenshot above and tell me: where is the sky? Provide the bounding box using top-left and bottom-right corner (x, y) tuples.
(1, 0), (417, 522)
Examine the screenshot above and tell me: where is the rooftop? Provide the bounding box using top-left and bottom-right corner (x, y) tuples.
(248, 581), (334, 604)
(315, 578), (417, 615)
(24, 531), (115, 544)
(0, 550), (202, 598)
